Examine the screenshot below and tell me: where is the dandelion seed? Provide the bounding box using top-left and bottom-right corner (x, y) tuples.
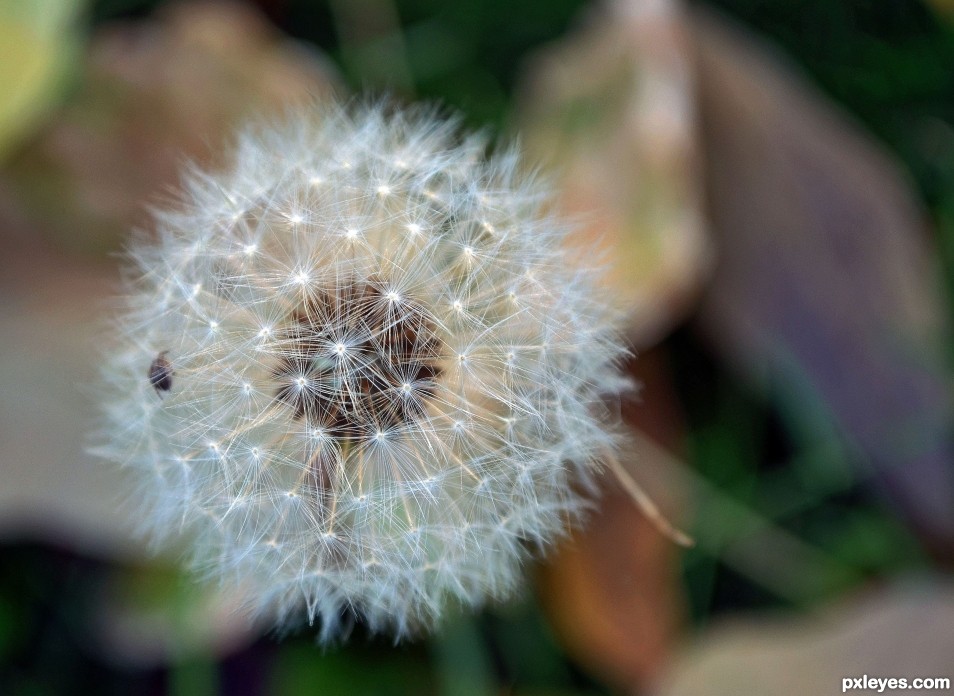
(95, 101), (630, 643)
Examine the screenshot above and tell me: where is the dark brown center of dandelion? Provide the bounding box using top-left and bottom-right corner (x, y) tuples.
(272, 279), (443, 440)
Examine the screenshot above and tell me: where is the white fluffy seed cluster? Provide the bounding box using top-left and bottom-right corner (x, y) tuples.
(97, 102), (629, 641)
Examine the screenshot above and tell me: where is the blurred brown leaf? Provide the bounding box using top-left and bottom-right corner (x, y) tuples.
(654, 582), (954, 696)
(691, 8), (954, 544)
(516, 0), (712, 348)
(3, 0), (339, 254)
(538, 349), (690, 691)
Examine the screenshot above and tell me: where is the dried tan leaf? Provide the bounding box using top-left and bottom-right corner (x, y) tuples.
(654, 583), (954, 696)
(0, 236), (138, 556)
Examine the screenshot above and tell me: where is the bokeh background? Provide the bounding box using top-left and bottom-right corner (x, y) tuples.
(2, 0), (954, 694)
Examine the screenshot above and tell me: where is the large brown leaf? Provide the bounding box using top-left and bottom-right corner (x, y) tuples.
(692, 8), (954, 544)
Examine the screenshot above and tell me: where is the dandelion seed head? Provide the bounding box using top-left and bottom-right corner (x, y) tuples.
(95, 101), (629, 643)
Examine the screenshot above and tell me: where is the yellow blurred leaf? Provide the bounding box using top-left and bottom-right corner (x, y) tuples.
(0, 0), (82, 159)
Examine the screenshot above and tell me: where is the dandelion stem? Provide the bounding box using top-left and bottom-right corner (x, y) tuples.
(604, 449), (694, 548)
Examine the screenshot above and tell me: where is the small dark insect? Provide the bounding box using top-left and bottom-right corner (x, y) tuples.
(149, 351), (173, 393)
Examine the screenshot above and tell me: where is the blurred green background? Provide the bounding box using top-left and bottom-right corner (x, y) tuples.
(1, 0), (953, 694)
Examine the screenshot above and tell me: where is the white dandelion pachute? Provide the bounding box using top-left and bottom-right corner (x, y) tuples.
(96, 102), (631, 642)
